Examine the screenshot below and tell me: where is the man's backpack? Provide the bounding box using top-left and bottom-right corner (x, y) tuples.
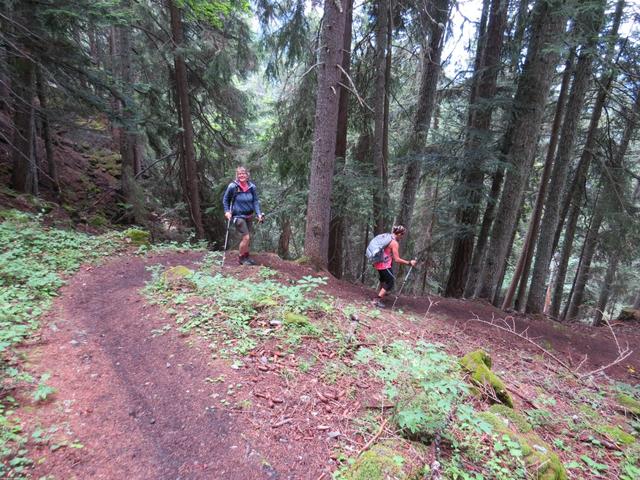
(365, 233), (394, 264)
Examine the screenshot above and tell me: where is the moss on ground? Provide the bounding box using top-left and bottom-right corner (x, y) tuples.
(162, 265), (195, 290)
(460, 350), (513, 408)
(123, 228), (150, 246)
(479, 410), (568, 480)
(616, 393), (640, 418)
(595, 425), (636, 445)
(342, 443), (420, 480)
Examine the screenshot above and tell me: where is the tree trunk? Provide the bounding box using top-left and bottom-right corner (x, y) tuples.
(328, 0), (353, 279)
(278, 216), (292, 259)
(593, 255), (618, 326)
(396, 0), (450, 232)
(372, 0), (390, 235)
(633, 291), (640, 309)
(464, 166), (504, 297)
(117, 2), (138, 211)
(35, 67), (60, 198)
(564, 203), (604, 321)
(10, 55), (37, 194)
(168, 0), (204, 238)
(475, 0), (567, 302)
(550, 0), (625, 317)
(303, 0), (348, 268)
(525, 1), (605, 314)
(503, 49), (575, 311)
(445, 0), (508, 297)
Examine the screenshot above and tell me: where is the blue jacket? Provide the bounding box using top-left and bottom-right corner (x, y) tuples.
(222, 181), (262, 219)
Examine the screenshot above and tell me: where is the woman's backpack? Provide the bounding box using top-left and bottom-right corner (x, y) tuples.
(365, 233), (393, 263)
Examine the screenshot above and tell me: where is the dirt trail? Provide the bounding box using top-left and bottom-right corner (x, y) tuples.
(23, 251), (639, 479)
(29, 253), (290, 480)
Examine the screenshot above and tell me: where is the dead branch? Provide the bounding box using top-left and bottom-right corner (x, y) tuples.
(467, 313), (578, 379)
(355, 416), (390, 458)
(336, 63), (373, 112)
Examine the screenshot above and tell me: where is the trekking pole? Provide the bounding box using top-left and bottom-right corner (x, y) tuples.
(221, 215), (233, 268)
(391, 263), (414, 310)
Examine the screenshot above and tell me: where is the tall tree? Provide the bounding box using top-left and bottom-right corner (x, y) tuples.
(501, 48), (575, 310)
(372, 0), (390, 235)
(445, 0), (508, 297)
(475, 0), (568, 301)
(9, 0), (38, 194)
(328, 0), (354, 279)
(396, 0), (450, 234)
(550, 0), (626, 317)
(303, 0), (348, 268)
(525, 0), (606, 314)
(565, 86), (640, 321)
(168, 0), (205, 238)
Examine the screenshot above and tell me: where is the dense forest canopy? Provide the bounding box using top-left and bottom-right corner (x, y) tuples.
(1, 0), (639, 325)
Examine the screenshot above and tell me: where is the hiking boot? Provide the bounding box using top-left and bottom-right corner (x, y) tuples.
(371, 298), (386, 308)
(239, 256), (256, 266)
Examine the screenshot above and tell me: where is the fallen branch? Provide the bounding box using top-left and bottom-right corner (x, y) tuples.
(355, 416), (390, 458)
(467, 313), (578, 379)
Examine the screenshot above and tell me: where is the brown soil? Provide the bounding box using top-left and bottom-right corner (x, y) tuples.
(19, 251), (640, 479)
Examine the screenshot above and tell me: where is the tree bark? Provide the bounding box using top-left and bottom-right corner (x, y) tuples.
(168, 0), (205, 238)
(525, 1), (605, 314)
(328, 0), (354, 279)
(372, 0), (390, 235)
(475, 0), (567, 301)
(445, 0), (508, 297)
(35, 67), (60, 198)
(550, 0), (625, 317)
(503, 49), (575, 311)
(396, 0), (450, 233)
(593, 255), (618, 326)
(10, 55), (37, 194)
(303, 0), (348, 268)
(278, 216), (292, 259)
(464, 165), (504, 297)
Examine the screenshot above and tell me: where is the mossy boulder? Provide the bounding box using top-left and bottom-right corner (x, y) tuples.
(616, 394), (640, 418)
(342, 443), (419, 480)
(595, 424), (636, 445)
(161, 266), (195, 290)
(123, 228), (150, 246)
(460, 350), (513, 408)
(479, 410), (568, 480)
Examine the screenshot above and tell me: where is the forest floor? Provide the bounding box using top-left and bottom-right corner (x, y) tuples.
(13, 249), (640, 479)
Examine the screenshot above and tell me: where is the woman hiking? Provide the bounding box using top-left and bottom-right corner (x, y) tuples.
(372, 225), (416, 308)
(222, 166), (263, 265)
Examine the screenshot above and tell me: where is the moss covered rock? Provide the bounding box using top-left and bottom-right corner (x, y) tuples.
(162, 266), (195, 290)
(616, 394), (640, 418)
(123, 228), (150, 246)
(460, 350), (513, 408)
(342, 443), (419, 480)
(479, 410), (568, 480)
(489, 404), (533, 433)
(595, 424), (636, 445)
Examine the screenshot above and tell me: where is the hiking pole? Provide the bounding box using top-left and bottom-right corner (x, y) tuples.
(391, 263), (414, 310)
(221, 215), (233, 268)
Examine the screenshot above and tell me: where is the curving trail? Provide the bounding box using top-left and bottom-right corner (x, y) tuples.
(29, 252), (288, 480)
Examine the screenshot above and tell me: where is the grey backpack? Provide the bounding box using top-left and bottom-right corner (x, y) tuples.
(365, 233), (393, 264)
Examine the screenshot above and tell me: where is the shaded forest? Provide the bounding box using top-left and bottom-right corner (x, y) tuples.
(1, 0), (640, 325)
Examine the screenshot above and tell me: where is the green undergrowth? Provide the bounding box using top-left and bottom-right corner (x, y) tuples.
(144, 255), (334, 360)
(143, 251), (640, 479)
(0, 209), (141, 477)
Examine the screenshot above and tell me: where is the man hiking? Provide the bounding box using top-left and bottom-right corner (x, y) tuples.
(371, 225), (416, 308)
(222, 166), (263, 265)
